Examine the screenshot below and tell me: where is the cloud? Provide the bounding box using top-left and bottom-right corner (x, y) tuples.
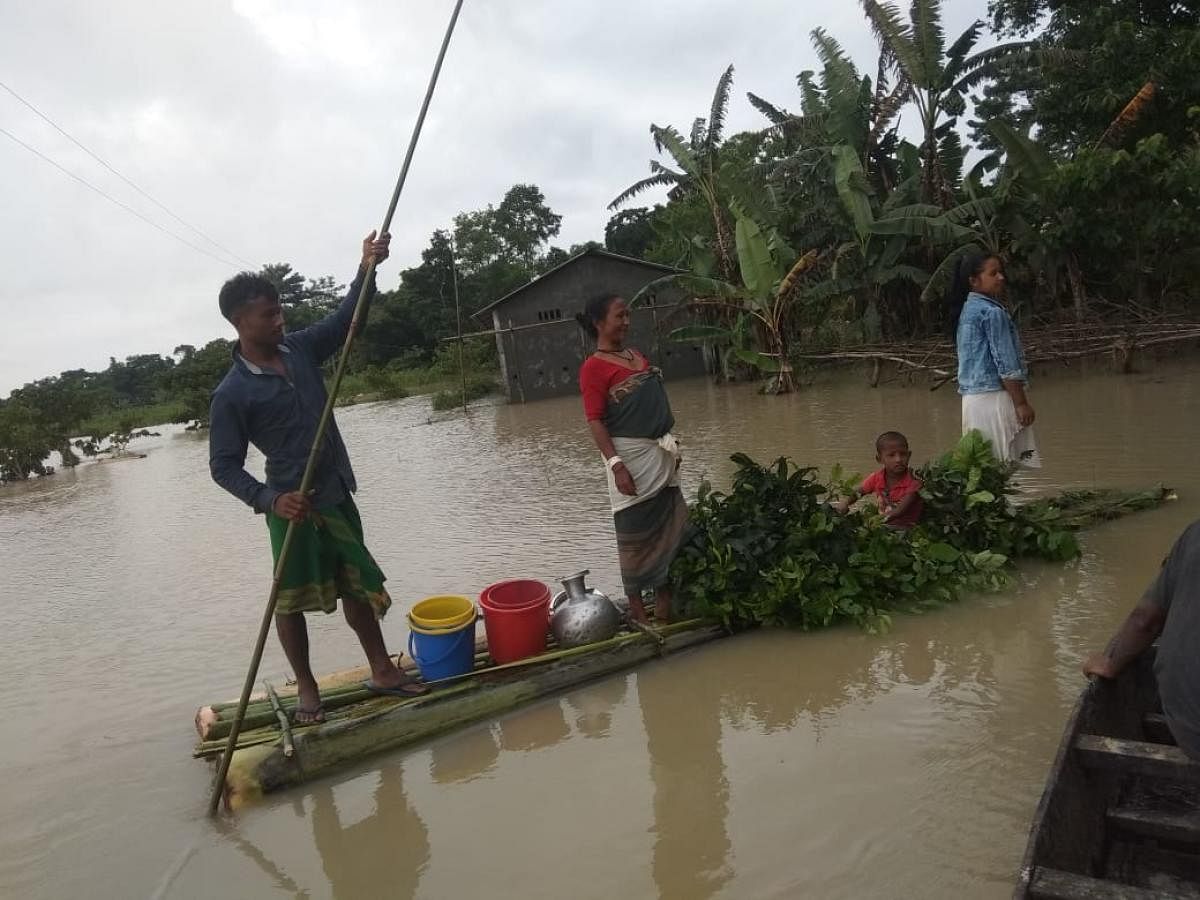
(0, 0), (990, 396)
(231, 0), (382, 73)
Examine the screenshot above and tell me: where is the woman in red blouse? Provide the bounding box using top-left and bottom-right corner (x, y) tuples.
(577, 293), (688, 624)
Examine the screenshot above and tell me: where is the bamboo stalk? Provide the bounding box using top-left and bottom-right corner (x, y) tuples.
(439, 303), (691, 342)
(201, 653), (493, 740)
(195, 680), (483, 758)
(208, 645), (489, 711)
(418, 624), (680, 684)
(794, 351), (952, 377)
(202, 622), (709, 741)
(263, 682), (293, 758)
(196, 620), (714, 756)
(629, 619), (667, 646)
(206, 0), (466, 817)
(207, 647), (489, 714)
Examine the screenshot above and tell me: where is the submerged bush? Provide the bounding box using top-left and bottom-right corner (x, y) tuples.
(672, 431), (1162, 632)
(430, 373), (496, 411)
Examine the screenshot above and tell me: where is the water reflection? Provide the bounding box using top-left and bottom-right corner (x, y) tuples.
(309, 764), (429, 900)
(428, 726), (501, 785)
(214, 818), (310, 899)
(638, 665), (731, 900)
(719, 628), (893, 736)
(496, 698), (572, 752)
(565, 676), (628, 739)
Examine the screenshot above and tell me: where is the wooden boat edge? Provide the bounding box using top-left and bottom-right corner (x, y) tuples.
(1013, 650), (1171, 897)
(1013, 677), (1097, 897)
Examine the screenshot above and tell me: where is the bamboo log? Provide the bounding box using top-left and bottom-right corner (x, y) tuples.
(629, 619), (667, 646)
(199, 657), (489, 741)
(208, 645), (481, 710)
(218, 624), (725, 808)
(263, 682), (293, 758)
(197, 620), (709, 744)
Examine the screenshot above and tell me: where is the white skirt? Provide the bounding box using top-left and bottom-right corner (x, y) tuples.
(962, 391), (1042, 468)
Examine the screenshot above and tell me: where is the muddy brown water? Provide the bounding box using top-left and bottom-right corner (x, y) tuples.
(3, 362), (1199, 899)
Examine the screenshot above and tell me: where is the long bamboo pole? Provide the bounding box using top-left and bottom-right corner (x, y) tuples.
(207, 0), (466, 816)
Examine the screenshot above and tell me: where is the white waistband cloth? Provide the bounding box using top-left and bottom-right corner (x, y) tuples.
(605, 432), (681, 514)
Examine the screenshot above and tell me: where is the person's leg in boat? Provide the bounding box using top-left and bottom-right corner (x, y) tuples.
(275, 612), (325, 723)
(325, 498), (427, 696)
(628, 589), (648, 624)
(343, 598), (427, 695)
(653, 584), (673, 624)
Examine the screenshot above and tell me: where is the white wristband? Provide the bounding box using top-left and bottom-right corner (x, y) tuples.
(605, 455), (623, 471)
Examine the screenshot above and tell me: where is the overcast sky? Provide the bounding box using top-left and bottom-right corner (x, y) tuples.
(0, 0), (991, 396)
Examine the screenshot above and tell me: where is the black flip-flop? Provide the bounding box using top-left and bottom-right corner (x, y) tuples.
(291, 704), (326, 725)
(363, 678), (429, 697)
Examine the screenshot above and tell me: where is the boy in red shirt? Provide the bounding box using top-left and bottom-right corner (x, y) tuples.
(835, 431), (924, 528)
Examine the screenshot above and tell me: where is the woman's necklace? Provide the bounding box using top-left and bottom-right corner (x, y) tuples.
(598, 347), (634, 362)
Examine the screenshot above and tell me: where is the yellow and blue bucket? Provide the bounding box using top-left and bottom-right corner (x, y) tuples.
(407, 595), (477, 681)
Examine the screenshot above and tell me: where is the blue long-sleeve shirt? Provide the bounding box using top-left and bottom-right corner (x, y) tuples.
(956, 291), (1028, 395)
(209, 269), (375, 514)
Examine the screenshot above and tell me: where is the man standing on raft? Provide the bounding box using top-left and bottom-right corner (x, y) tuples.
(209, 230), (426, 724)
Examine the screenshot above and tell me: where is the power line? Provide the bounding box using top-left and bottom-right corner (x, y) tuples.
(0, 78), (255, 267)
(0, 124), (243, 269)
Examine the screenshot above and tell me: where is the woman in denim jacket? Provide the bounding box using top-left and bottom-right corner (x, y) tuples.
(949, 252), (1041, 467)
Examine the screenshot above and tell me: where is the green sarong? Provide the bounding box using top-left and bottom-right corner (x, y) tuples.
(266, 497), (392, 618)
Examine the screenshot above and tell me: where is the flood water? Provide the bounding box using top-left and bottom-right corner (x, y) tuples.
(3, 361), (1200, 899)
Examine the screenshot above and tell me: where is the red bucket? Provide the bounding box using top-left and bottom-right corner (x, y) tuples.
(481, 579), (551, 611)
(479, 579), (551, 664)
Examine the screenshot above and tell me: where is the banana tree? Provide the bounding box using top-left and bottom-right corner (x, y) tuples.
(916, 126), (1091, 327)
(631, 210), (818, 394)
(984, 120), (1089, 320)
(610, 66), (739, 281)
(860, 0), (1034, 206)
(749, 27), (909, 196)
(829, 141), (992, 334)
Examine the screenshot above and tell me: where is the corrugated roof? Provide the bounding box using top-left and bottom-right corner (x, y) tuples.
(472, 247), (680, 320)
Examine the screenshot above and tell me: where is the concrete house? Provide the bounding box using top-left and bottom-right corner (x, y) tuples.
(475, 248), (711, 402)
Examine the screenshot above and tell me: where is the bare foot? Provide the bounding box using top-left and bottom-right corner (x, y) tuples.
(293, 679), (325, 724)
(293, 704), (325, 725)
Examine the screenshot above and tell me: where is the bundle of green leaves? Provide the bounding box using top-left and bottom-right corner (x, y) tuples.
(672, 431), (1093, 632)
(915, 430), (1080, 562)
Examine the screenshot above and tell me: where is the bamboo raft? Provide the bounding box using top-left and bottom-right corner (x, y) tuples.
(1014, 647), (1200, 898)
(195, 618), (725, 809)
(195, 487), (1175, 810)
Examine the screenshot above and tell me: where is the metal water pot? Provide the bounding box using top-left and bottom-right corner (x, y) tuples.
(549, 570), (621, 648)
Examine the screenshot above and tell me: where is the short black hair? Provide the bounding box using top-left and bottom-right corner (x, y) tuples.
(218, 272), (278, 322)
(876, 431), (909, 453)
(574, 292), (622, 340)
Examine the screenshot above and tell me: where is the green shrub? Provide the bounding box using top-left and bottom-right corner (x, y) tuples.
(671, 431), (1165, 633)
(430, 373), (496, 411)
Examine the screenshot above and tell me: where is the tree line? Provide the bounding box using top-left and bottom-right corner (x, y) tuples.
(0, 183), (611, 481)
(606, 0), (1199, 392)
(3, 0), (1197, 478)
